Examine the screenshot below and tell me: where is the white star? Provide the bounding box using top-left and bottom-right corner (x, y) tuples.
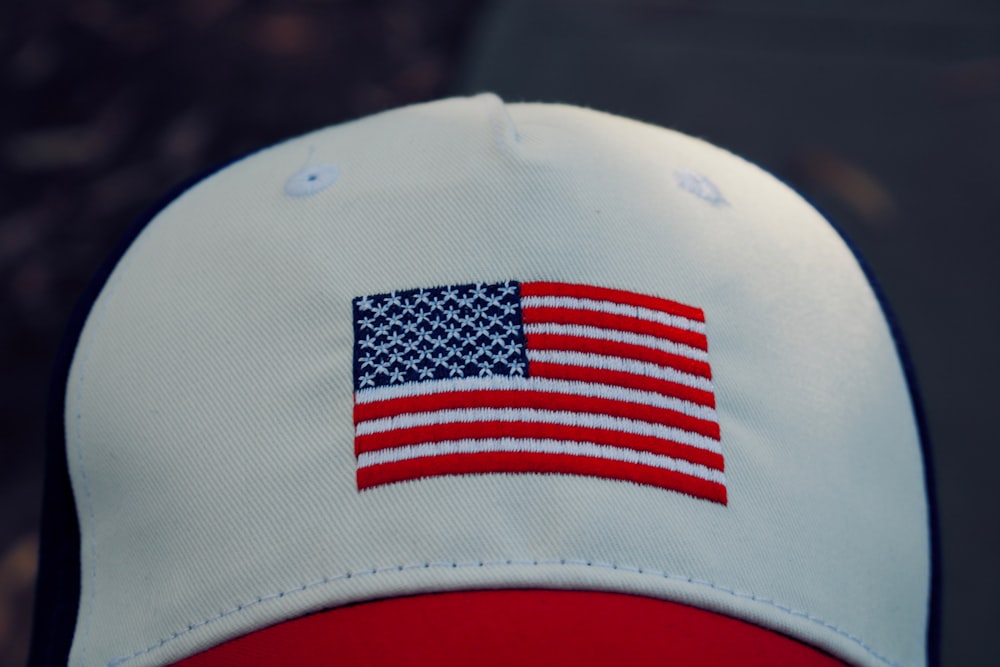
(389, 368), (406, 384)
(356, 295), (374, 311)
(413, 289), (432, 306)
(441, 286), (460, 302)
(448, 362), (464, 377)
(386, 331), (404, 348)
(418, 366), (435, 380)
(425, 332), (447, 349)
(470, 283), (488, 301)
(359, 372), (376, 387)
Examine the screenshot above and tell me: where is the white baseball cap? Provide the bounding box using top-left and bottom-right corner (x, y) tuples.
(30, 94), (935, 667)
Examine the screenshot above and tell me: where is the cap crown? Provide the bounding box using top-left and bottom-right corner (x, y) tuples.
(65, 95), (930, 667)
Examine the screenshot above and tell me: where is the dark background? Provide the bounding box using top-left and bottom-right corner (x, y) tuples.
(2, 1), (997, 665)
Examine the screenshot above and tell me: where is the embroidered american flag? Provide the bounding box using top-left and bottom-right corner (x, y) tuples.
(352, 281), (726, 504)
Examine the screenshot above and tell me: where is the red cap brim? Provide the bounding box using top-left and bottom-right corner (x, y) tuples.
(172, 590), (849, 666)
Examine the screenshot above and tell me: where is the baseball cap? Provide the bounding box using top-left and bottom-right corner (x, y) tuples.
(29, 93), (935, 666)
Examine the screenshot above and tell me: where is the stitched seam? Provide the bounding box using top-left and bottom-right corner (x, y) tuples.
(71, 322), (98, 667)
(73, 228), (161, 665)
(107, 559), (906, 667)
(482, 94), (519, 151)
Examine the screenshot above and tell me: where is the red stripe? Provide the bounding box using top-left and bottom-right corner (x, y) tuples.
(531, 362), (715, 408)
(357, 452), (727, 504)
(354, 390), (720, 440)
(526, 333), (711, 379)
(521, 307), (707, 351)
(520, 282), (705, 322)
(355, 421), (724, 470)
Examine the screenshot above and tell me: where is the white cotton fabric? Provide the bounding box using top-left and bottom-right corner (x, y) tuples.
(64, 94), (930, 667)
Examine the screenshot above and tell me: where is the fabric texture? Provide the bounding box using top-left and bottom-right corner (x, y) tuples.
(58, 94), (930, 667)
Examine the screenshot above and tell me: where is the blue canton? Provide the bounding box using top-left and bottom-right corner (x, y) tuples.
(352, 281), (529, 391)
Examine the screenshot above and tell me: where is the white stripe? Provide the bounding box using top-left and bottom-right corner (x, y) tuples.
(356, 376), (717, 422)
(523, 322), (708, 362)
(356, 437), (726, 485)
(526, 350), (714, 392)
(521, 295), (707, 334)
(355, 408), (723, 453)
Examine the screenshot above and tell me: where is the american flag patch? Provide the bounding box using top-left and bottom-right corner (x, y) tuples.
(352, 281), (726, 504)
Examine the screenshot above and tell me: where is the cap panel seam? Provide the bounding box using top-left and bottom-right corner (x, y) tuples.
(71, 220), (161, 666)
(106, 559), (904, 667)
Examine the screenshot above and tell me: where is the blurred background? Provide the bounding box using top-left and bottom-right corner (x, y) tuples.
(1, 1), (997, 665)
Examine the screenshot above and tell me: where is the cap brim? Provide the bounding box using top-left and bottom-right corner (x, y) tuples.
(172, 589), (849, 666)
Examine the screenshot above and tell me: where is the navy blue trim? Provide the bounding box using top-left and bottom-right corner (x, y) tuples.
(27, 156), (244, 667)
(802, 196), (943, 667)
